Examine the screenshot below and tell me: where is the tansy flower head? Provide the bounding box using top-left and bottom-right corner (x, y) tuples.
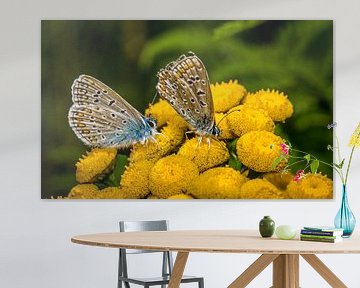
(240, 179), (286, 199)
(129, 133), (172, 163)
(145, 99), (185, 127)
(236, 131), (287, 172)
(211, 80), (247, 113)
(68, 184), (99, 199)
(168, 194), (194, 199)
(349, 122), (360, 147)
(120, 160), (154, 198)
(263, 171), (293, 191)
(215, 113), (236, 140)
(76, 148), (117, 183)
(149, 155), (199, 198)
(99, 187), (130, 199)
(188, 167), (248, 199)
(226, 105), (275, 137)
(161, 120), (187, 149)
(178, 138), (229, 172)
(286, 173), (333, 199)
(129, 118), (190, 163)
(243, 89), (294, 122)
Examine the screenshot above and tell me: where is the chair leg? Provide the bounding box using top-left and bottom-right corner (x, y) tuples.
(199, 278), (204, 288)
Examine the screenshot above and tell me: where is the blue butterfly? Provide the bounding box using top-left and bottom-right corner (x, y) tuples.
(156, 52), (220, 139)
(68, 74), (158, 148)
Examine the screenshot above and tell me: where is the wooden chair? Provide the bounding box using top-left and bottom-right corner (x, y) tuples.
(118, 220), (204, 288)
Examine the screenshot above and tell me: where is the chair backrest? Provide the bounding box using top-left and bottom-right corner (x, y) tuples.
(119, 220), (169, 254)
(118, 220), (173, 281)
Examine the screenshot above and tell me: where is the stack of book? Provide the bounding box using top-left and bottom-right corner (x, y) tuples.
(300, 226), (344, 243)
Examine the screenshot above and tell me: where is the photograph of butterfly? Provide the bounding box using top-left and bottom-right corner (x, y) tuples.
(41, 20), (333, 199)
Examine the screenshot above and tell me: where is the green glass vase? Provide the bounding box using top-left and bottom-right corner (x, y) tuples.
(259, 216), (275, 237)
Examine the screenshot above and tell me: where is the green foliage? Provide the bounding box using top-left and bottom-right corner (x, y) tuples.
(213, 20), (265, 40)
(227, 139), (242, 171)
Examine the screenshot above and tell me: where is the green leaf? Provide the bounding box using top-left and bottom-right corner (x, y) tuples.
(101, 154), (128, 187)
(228, 156), (243, 171)
(304, 154), (311, 164)
(271, 156), (283, 170)
(310, 159), (319, 174)
(213, 20), (265, 40)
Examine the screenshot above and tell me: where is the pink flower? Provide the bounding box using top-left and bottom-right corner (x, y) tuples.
(293, 169), (305, 182)
(280, 143), (289, 155)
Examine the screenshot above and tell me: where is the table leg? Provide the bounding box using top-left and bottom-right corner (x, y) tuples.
(228, 254), (279, 288)
(301, 254), (347, 288)
(168, 251), (189, 288)
(272, 254), (299, 288)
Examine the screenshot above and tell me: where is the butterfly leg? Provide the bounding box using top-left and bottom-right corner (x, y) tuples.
(149, 135), (160, 150)
(185, 130), (194, 140)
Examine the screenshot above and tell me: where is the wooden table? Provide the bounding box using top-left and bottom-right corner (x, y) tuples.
(71, 230), (360, 288)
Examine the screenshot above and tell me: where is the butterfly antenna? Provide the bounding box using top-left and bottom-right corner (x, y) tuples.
(150, 91), (158, 105)
(217, 109), (240, 126)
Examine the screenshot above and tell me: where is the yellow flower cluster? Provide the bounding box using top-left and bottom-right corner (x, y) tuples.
(68, 80), (332, 200)
(211, 80), (247, 112)
(120, 160), (154, 198)
(243, 89), (294, 122)
(239, 179), (286, 199)
(236, 131), (287, 172)
(226, 105), (275, 137)
(188, 167), (248, 199)
(178, 138), (229, 172)
(286, 173), (333, 199)
(149, 155), (199, 198)
(75, 148), (117, 183)
(145, 99), (187, 127)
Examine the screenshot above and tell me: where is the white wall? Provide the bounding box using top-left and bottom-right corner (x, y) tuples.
(1, 0), (360, 287)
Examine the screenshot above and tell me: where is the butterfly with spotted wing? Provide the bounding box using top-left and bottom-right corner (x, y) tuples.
(68, 75), (158, 149)
(156, 52), (220, 142)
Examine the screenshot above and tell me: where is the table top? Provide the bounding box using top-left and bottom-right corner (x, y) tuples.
(71, 230), (360, 254)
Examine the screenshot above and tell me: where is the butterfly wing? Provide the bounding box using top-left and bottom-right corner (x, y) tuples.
(156, 52), (215, 135)
(69, 75), (151, 148)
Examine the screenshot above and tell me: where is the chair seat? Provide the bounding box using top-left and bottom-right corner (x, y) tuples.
(119, 274), (203, 285)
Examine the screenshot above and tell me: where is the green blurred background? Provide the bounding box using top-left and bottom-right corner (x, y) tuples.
(41, 20), (333, 199)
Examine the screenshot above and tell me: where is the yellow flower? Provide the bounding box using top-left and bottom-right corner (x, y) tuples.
(168, 194), (194, 199)
(161, 120), (187, 149)
(236, 131), (287, 172)
(178, 138), (229, 172)
(286, 173), (333, 199)
(76, 148), (117, 183)
(149, 155), (199, 198)
(129, 133), (172, 163)
(226, 105), (275, 137)
(129, 119), (188, 163)
(243, 89), (294, 122)
(215, 113), (235, 140)
(240, 179), (286, 199)
(188, 167), (248, 199)
(120, 160), (154, 198)
(263, 172), (293, 191)
(68, 184), (99, 199)
(211, 80), (247, 113)
(145, 99), (185, 127)
(349, 122), (360, 147)
(98, 187), (130, 199)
